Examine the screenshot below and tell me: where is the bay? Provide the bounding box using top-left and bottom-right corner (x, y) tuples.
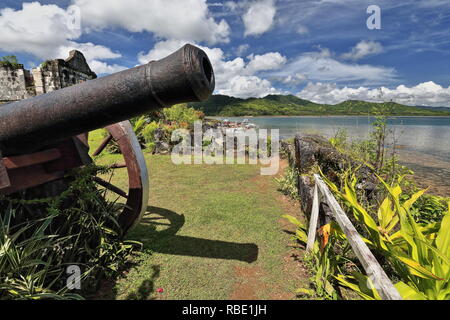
(212, 116), (450, 196)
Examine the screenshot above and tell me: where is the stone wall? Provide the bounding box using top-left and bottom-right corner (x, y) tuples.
(0, 50), (96, 102)
(33, 50), (97, 94)
(0, 65), (33, 102)
(293, 134), (376, 221)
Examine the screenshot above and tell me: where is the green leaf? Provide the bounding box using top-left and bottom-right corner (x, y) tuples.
(296, 288), (315, 296)
(282, 215), (305, 229)
(342, 176), (388, 251)
(403, 189), (428, 212)
(295, 229), (308, 244)
(394, 282), (427, 300)
(436, 204), (450, 260)
(396, 255), (443, 280)
(378, 197), (394, 230)
(334, 275), (376, 300)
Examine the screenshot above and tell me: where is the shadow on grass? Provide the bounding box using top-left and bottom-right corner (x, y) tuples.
(95, 264), (161, 300)
(129, 206), (258, 263)
(126, 265), (161, 300)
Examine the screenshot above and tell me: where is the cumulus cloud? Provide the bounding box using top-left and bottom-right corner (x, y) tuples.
(73, 0), (230, 44)
(272, 48), (396, 85)
(297, 81), (450, 107)
(138, 40), (285, 98)
(246, 52), (286, 74)
(0, 2), (81, 59)
(57, 41), (122, 61)
(243, 0), (277, 37)
(341, 40), (383, 61)
(88, 60), (127, 74)
(0, 2), (126, 74)
(219, 76), (281, 98)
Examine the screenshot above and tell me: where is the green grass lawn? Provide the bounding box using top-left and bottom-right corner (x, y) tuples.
(90, 130), (307, 300)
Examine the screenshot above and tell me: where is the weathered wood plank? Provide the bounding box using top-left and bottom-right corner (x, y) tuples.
(2, 149), (61, 169)
(306, 184), (320, 252)
(314, 174), (402, 300)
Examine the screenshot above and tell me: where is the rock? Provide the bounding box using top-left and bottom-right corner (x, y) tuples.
(152, 128), (171, 154)
(292, 134), (379, 216)
(281, 140), (296, 167)
(294, 134), (343, 175)
(298, 175), (314, 215)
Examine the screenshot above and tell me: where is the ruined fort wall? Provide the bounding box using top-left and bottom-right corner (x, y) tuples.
(0, 50), (96, 103)
(0, 65), (32, 102)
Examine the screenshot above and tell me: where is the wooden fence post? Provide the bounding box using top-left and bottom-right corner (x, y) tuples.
(306, 184), (320, 252)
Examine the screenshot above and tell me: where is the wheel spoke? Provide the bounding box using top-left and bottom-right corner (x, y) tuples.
(92, 134), (113, 157)
(93, 176), (128, 198)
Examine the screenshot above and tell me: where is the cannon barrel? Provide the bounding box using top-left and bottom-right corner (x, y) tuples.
(0, 44), (215, 156)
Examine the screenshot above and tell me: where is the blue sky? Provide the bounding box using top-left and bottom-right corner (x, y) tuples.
(1, 0), (450, 106)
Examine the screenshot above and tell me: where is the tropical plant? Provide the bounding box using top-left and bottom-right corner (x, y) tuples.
(0, 165), (140, 299)
(276, 167), (299, 200)
(162, 103), (204, 127)
(141, 121), (160, 152)
(329, 129), (348, 149)
(283, 215), (351, 300)
(323, 173), (450, 300)
(0, 205), (83, 300)
(411, 194), (448, 224)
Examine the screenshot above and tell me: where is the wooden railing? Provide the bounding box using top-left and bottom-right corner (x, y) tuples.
(306, 174), (402, 300)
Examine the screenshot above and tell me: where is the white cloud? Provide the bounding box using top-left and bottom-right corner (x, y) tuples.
(73, 0), (230, 44)
(243, 0), (277, 37)
(341, 40), (383, 61)
(138, 39), (188, 63)
(219, 76), (281, 98)
(272, 48), (396, 85)
(282, 73), (307, 85)
(297, 81), (450, 107)
(57, 41), (122, 61)
(224, 1), (239, 11)
(246, 52), (286, 74)
(236, 44), (250, 56)
(0, 2), (81, 59)
(138, 40), (285, 98)
(297, 25), (309, 35)
(89, 60), (127, 74)
(0, 2), (126, 75)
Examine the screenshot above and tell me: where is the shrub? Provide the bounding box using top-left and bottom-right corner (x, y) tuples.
(0, 55), (22, 69)
(162, 104), (203, 125)
(329, 129), (348, 149)
(276, 167), (300, 200)
(0, 165), (140, 299)
(142, 121), (160, 152)
(411, 194), (448, 224)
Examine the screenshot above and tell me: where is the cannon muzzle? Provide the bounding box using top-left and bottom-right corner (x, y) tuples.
(0, 44), (215, 155)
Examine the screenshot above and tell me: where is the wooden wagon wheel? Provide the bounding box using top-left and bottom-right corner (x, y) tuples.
(90, 121), (149, 234)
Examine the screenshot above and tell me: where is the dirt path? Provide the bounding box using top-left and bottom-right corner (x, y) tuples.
(226, 160), (309, 300)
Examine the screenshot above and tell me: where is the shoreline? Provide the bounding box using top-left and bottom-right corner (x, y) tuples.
(208, 115), (450, 119)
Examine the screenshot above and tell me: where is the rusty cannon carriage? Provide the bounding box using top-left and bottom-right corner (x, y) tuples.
(0, 44), (215, 233)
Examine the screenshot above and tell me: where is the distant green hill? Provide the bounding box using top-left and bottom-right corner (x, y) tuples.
(189, 94), (450, 117)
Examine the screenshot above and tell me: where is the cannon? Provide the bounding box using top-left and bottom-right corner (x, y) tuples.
(0, 44), (215, 233)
